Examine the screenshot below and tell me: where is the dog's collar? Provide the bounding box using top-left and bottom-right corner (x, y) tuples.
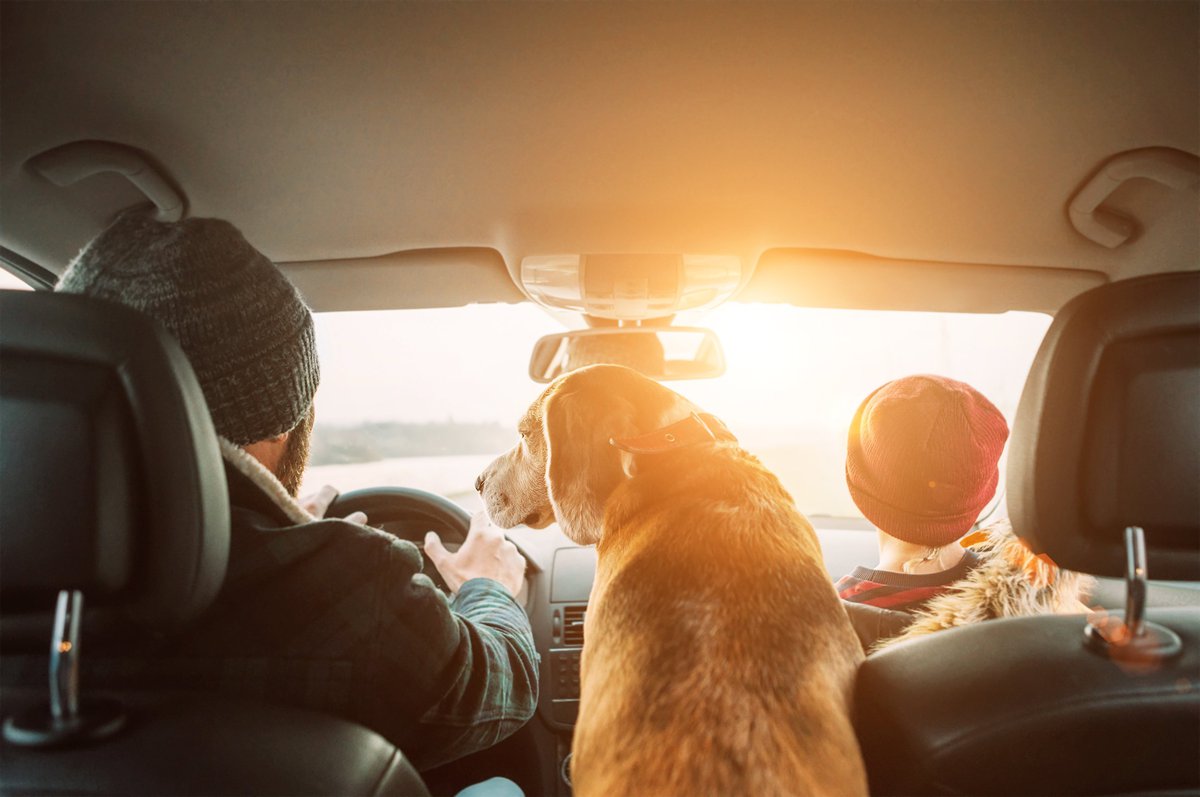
(609, 412), (737, 454)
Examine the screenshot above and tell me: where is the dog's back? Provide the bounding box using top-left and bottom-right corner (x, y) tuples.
(572, 444), (867, 797)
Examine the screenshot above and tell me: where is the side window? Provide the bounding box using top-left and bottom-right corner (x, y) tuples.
(0, 268), (36, 291)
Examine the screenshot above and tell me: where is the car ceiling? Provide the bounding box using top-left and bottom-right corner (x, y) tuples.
(1, 1), (1197, 313)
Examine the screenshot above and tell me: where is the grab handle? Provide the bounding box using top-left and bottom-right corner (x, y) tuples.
(1067, 147), (1199, 248)
(29, 141), (186, 222)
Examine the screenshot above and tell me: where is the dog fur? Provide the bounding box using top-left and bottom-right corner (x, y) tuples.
(478, 365), (867, 797)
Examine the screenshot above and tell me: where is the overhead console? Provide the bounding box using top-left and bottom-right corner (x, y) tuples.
(519, 253), (743, 321)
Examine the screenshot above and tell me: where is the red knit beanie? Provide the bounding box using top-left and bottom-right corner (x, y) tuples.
(845, 375), (1010, 547)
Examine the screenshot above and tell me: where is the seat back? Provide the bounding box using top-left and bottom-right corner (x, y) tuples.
(854, 272), (1200, 796)
(0, 290), (429, 796)
(0, 689), (432, 797)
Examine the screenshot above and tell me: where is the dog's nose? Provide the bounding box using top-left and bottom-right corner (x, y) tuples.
(474, 474), (485, 493)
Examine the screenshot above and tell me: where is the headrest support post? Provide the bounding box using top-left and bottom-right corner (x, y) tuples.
(1083, 525), (1182, 664)
(1123, 526), (1147, 639)
(2, 590), (127, 749)
(50, 590), (82, 722)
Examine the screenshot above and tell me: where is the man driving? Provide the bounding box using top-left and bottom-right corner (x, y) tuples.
(55, 209), (538, 771)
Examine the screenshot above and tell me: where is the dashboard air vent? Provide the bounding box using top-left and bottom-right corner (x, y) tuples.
(563, 605), (586, 646)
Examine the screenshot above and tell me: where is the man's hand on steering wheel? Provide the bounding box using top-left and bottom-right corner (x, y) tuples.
(302, 484), (368, 525)
(424, 512), (526, 597)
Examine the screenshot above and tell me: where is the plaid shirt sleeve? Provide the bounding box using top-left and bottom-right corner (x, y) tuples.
(398, 576), (540, 770)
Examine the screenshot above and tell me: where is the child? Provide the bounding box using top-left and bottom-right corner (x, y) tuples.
(835, 375), (1091, 650)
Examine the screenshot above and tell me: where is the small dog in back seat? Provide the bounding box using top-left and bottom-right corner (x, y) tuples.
(477, 365), (867, 797)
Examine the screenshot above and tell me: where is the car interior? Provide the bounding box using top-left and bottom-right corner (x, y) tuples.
(1, 3), (1198, 796)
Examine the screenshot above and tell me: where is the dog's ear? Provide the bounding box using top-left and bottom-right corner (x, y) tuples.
(542, 388), (638, 545)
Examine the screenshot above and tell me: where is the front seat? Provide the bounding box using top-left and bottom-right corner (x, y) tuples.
(0, 290), (430, 796)
(853, 271), (1200, 796)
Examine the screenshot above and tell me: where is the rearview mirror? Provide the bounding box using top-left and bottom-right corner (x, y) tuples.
(529, 327), (726, 383)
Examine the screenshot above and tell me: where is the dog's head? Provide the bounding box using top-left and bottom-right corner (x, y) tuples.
(477, 364), (702, 544)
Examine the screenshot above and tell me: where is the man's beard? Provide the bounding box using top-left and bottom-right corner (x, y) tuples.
(277, 409), (314, 497)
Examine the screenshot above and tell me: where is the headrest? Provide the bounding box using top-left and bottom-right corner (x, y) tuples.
(0, 291), (229, 629)
(1008, 271), (1199, 580)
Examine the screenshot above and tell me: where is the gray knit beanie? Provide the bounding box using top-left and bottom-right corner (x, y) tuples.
(57, 210), (319, 445)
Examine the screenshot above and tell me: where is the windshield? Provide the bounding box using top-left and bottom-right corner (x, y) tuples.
(304, 303), (1050, 522)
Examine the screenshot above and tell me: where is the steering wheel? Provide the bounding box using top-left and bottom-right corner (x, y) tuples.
(327, 487), (470, 593)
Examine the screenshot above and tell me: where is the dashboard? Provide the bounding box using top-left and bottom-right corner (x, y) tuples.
(504, 527), (599, 733)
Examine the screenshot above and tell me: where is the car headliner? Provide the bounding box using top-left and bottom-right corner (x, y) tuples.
(1, 1), (1197, 314)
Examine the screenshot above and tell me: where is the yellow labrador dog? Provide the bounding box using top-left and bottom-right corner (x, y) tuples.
(477, 365), (866, 797)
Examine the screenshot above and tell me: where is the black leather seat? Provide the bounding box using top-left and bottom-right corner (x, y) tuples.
(0, 290), (430, 796)
(853, 272), (1200, 796)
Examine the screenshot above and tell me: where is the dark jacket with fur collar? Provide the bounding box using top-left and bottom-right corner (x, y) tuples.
(172, 441), (540, 769)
